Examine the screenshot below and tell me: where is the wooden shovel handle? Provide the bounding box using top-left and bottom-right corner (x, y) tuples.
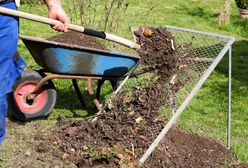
(0, 7), (139, 49)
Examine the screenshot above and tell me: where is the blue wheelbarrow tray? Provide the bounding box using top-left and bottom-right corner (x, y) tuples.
(19, 35), (140, 78)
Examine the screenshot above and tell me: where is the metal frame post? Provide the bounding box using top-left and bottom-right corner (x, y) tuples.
(227, 46), (232, 149)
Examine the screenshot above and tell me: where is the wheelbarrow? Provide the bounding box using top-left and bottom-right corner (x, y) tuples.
(8, 35), (140, 121)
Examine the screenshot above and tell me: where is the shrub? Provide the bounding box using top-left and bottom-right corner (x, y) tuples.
(235, 0), (248, 9)
(20, 0), (42, 5)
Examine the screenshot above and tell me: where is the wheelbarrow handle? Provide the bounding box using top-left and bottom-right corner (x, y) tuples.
(0, 7), (140, 50)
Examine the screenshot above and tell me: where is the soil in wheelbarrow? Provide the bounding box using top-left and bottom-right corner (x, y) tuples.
(47, 30), (108, 50)
(33, 27), (242, 168)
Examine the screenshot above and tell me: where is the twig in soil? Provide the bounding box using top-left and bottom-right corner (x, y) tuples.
(131, 142), (135, 157)
(169, 75), (177, 85)
(171, 39), (175, 51)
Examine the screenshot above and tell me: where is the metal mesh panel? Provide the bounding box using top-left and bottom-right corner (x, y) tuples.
(138, 26), (234, 163)
(168, 28), (228, 110)
(144, 121), (165, 138)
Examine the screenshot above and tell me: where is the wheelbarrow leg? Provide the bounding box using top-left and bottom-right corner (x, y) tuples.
(110, 80), (118, 91)
(87, 79), (101, 111)
(72, 79), (86, 108)
(96, 79), (119, 100)
(96, 79), (105, 100)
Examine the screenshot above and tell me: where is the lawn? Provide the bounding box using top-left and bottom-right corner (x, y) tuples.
(0, 0), (247, 166)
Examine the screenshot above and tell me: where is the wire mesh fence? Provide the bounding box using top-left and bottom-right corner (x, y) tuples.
(164, 27), (229, 112)
(138, 26), (234, 163)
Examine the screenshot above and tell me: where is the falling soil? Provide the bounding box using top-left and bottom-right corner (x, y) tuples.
(35, 28), (243, 167)
(133, 26), (178, 80)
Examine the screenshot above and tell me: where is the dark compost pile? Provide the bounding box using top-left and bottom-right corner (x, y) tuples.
(34, 28), (241, 168)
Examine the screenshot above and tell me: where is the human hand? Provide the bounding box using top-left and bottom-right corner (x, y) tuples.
(48, 6), (68, 32)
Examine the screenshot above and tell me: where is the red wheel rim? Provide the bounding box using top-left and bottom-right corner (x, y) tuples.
(14, 81), (47, 114)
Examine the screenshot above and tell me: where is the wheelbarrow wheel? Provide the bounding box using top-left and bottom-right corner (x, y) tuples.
(8, 69), (57, 121)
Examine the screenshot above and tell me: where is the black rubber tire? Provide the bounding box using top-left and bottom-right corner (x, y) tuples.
(8, 69), (57, 121)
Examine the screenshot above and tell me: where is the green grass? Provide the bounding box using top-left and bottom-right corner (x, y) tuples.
(2, 0), (248, 165)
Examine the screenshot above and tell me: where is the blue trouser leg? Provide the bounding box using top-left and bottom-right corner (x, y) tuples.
(0, 96), (8, 144)
(0, 2), (25, 144)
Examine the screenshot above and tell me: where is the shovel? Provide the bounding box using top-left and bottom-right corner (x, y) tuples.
(0, 6), (140, 50)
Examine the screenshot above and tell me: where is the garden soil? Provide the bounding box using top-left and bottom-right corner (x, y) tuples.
(30, 28), (245, 167)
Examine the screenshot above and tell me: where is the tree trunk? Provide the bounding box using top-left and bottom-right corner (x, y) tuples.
(218, 0), (231, 25)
